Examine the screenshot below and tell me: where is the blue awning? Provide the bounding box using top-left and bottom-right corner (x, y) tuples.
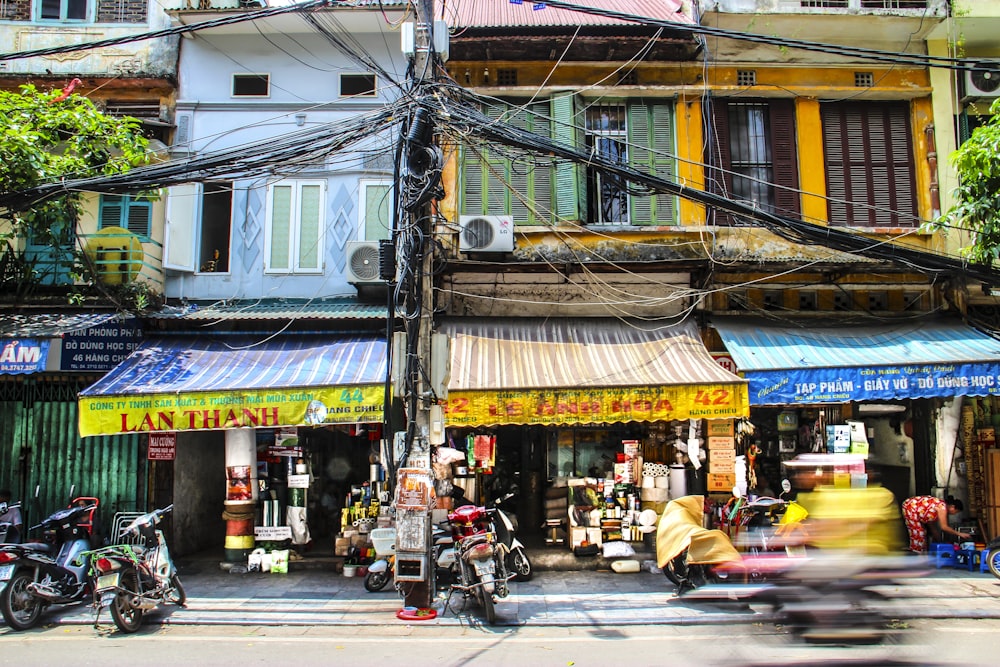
(78, 336), (388, 436)
(712, 317), (1000, 405)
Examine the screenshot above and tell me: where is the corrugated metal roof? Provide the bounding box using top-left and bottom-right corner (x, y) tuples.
(149, 299), (389, 322)
(447, 0), (691, 29)
(0, 312), (120, 338)
(441, 317), (744, 391)
(712, 317), (1000, 372)
(80, 335), (387, 397)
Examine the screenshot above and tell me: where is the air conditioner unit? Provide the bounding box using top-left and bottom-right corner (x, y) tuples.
(459, 215), (514, 253)
(966, 61), (1000, 99)
(346, 241), (382, 283)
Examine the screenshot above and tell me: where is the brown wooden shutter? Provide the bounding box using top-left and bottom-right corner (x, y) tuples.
(769, 100), (800, 218)
(708, 99), (734, 226)
(822, 102), (916, 227)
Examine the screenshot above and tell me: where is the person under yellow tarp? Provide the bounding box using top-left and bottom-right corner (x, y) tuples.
(796, 485), (904, 554)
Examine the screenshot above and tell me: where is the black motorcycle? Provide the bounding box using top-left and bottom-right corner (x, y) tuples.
(0, 498), (99, 630)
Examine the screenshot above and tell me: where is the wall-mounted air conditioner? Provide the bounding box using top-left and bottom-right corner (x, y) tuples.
(459, 215), (514, 253)
(966, 61), (1000, 99)
(346, 241), (382, 283)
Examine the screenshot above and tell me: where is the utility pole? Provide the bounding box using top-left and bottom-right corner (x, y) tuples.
(394, 0), (440, 611)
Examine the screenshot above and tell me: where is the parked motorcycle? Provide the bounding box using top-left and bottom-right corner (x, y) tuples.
(83, 504), (185, 633)
(0, 497), (99, 630)
(364, 523), (456, 593)
(0, 501), (23, 544)
(984, 535), (1000, 578)
(487, 493), (532, 582)
(447, 504), (513, 625)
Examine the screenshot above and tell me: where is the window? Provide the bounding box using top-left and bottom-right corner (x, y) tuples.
(99, 194), (151, 237)
(586, 104), (629, 224)
(232, 74), (269, 97)
(164, 182), (232, 273)
(821, 101), (916, 227)
(462, 99), (554, 225)
(265, 180), (325, 273)
(709, 99), (800, 225)
(340, 74), (376, 98)
(39, 0), (88, 21)
(359, 180), (393, 241)
(461, 95), (675, 226)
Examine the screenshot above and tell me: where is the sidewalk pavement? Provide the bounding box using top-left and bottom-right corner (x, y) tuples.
(27, 552), (1000, 629)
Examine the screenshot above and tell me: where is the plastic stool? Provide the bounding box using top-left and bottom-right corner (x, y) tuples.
(930, 543), (956, 568)
(983, 549), (994, 574)
(956, 549), (978, 572)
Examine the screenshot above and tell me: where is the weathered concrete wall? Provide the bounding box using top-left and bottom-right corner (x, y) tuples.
(172, 430), (226, 557)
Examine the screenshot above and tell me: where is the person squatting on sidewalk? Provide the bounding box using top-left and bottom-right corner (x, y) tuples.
(901, 495), (969, 553)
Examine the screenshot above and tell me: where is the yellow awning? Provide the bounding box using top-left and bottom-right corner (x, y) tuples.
(441, 318), (748, 427)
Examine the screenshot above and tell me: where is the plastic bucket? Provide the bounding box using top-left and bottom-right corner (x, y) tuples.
(343, 564), (357, 577)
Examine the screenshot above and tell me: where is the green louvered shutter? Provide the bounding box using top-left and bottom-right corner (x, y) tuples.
(529, 103), (554, 224)
(628, 102), (676, 225)
(551, 92), (581, 221)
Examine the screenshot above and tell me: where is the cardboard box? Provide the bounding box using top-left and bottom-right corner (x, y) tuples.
(335, 537), (351, 556)
(707, 436), (736, 450)
(708, 472), (737, 492)
(826, 425), (850, 453)
(570, 526), (603, 548)
(707, 419), (734, 437)
(709, 460), (735, 474)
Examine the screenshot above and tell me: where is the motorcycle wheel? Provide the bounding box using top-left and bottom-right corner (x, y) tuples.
(663, 551), (687, 586)
(477, 586), (496, 625)
(364, 570), (390, 592)
(166, 574), (186, 607)
(987, 549), (1000, 580)
(0, 571), (44, 631)
(110, 568), (144, 633)
(509, 549), (533, 582)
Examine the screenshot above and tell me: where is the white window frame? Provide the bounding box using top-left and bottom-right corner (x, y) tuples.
(357, 179), (394, 242)
(339, 72), (378, 98)
(232, 73), (271, 98)
(264, 180), (326, 274)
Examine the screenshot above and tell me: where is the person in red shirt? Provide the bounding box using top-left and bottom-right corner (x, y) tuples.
(901, 495), (969, 553)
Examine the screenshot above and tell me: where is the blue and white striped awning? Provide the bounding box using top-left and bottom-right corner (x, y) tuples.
(712, 317), (1000, 405)
(78, 336), (387, 436)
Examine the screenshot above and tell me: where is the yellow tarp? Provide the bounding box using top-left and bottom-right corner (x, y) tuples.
(656, 495), (742, 567)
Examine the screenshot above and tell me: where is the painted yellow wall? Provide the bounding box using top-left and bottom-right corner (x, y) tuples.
(674, 94), (706, 225)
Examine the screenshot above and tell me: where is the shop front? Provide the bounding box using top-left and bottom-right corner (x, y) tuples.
(712, 316), (1000, 542)
(78, 334), (390, 560)
(437, 317), (749, 557)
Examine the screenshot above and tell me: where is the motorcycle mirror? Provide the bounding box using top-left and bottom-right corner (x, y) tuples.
(781, 479), (792, 494)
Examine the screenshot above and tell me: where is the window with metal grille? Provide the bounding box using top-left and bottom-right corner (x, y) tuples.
(496, 69), (518, 86)
(586, 104), (629, 224)
(833, 290), (853, 311)
(736, 70), (757, 87)
(709, 99), (799, 225)
(728, 290), (748, 310)
(799, 291), (817, 310)
(860, 1), (928, 8)
(854, 72), (874, 88)
(763, 290), (783, 310)
(232, 74), (269, 97)
(821, 101), (917, 227)
(800, 1), (848, 7)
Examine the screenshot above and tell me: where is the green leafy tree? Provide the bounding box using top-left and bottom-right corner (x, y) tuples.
(936, 98), (1000, 266)
(0, 83), (150, 303)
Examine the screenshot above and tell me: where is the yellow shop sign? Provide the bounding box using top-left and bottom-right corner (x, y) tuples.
(444, 384), (748, 427)
(79, 385), (385, 437)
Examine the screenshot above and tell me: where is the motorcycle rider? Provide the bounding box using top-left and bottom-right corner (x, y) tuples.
(0, 489), (22, 543)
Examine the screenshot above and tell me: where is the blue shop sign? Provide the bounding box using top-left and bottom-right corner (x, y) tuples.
(0, 338), (50, 374)
(748, 362), (1000, 405)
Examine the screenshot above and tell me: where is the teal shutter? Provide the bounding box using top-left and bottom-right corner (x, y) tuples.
(269, 184), (292, 271)
(551, 93), (581, 221)
(99, 195), (124, 229)
(628, 102), (676, 225)
(297, 183), (322, 270)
